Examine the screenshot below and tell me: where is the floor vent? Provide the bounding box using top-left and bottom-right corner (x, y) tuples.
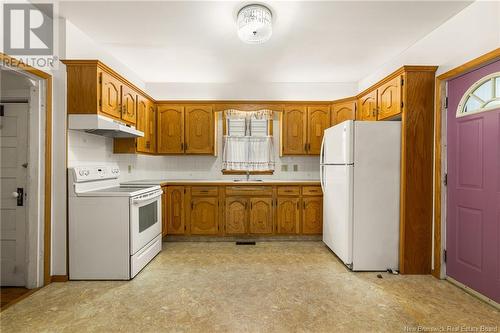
(236, 241), (256, 245)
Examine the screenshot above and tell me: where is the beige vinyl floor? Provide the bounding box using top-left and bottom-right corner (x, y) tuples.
(1, 241), (498, 332)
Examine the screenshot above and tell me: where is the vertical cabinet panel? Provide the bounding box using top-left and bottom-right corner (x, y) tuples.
(249, 198), (273, 234)
(162, 187), (168, 236)
(307, 105), (330, 154)
(99, 71), (122, 119)
(225, 198), (248, 235)
(282, 106), (307, 155)
(277, 198), (300, 234)
(377, 76), (402, 120)
(157, 105), (185, 154)
(331, 100), (356, 126)
(121, 85), (137, 124)
(185, 105), (214, 154)
(167, 186), (185, 235)
(190, 197), (218, 235)
(302, 197), (323, 234)
(148, 101), (157, 153)
(136, 96), (148, 152)
(358, 90), (378, 121)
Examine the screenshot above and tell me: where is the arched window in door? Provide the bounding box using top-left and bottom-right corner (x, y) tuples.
(457, 72), (500, 117)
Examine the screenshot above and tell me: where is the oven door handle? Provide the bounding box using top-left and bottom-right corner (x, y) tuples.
(132, 190), (163, 205)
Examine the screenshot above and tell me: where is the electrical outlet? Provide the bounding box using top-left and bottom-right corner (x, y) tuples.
(293, 164), (298, 171)
(128, 165), (132, 173)
(281, 164), (288, 172)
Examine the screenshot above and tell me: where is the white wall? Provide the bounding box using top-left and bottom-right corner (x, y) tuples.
(358, 1), (500, 91)
(68, 115), (320, 181)
(146, 82), (357, 101)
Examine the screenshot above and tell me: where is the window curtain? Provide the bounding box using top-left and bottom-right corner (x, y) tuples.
(222, 110), (275, 171)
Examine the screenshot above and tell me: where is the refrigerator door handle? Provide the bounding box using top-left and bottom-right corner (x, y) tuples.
(320, 165), (325, 193)
(320, 134), (325, 165)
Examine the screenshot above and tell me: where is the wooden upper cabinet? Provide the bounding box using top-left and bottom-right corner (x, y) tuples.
(277, 198), (300, 234)
(225, 197), (248, 235)
(147, 101), (157, 153)
(121, 85), (137, 124)
(282, 106), (307, 155)
(136, 96), (148, 153)
(307, 105), (330, 154)
(166, 186), (185, 235)
(302, 197), (322, 234)
(377, 75), (402, 120)
(99, 71), (122, 119)
(331, 100), (356, 126)
(358, 90), (378, 121)
(157, 105), (185, 154)
(185, 105), (214, 154)
(190, 197), (218, 235)
(249, 198), (273, 234)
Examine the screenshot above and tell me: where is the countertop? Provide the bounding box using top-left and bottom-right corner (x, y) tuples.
(121, 179), (321, 186)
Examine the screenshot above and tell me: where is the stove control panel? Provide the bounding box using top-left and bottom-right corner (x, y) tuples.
(72, 165), (120, 182)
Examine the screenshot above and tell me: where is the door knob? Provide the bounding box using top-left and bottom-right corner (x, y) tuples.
(12, 192), (19, 198)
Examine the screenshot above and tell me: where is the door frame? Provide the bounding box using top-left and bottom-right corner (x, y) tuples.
(432, 48), (500, 279)
(0, 53), (52, 287)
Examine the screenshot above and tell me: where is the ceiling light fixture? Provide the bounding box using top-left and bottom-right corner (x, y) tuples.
(237, 4), (273, 44)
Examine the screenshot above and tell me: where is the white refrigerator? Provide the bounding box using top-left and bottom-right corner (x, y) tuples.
(320, 120), (401, 271)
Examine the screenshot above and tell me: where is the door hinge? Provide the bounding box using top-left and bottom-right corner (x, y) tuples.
(443, 249), (447, 263)
(401, 101), (404, 109)
(0, 105), (4, 117)
(401, 78), (404, 86)
(445, 97), (448, 109)
(99, 75), (102, 84)
(444, 173), (448, 186)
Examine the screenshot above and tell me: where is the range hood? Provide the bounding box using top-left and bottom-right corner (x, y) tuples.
(68, 114), (144, 138)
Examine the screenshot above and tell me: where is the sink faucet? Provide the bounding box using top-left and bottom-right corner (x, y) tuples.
(246, 170), (250, 181)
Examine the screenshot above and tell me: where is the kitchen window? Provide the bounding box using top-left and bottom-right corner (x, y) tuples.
(222, 109), (275, 174)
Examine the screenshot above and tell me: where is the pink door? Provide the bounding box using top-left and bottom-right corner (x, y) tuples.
(446, 60), (500, 303)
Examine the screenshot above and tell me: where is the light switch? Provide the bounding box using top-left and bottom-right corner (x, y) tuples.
(281, 164), (288, 172)
(293, 164), (298, 172)
(128, 165), (132, 173)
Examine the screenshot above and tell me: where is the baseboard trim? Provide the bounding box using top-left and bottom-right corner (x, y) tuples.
(446, 276), (500, 310)
(50, 275), (68, 283)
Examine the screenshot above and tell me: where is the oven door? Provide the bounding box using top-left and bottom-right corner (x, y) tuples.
(130, 190), (162, 255)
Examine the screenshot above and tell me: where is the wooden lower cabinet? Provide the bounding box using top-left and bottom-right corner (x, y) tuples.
(162, 184), (322, 237)
(276, 198), (300, 234)
(302, 197), (323, 234)
(189, 197), (218, 235)
(166, 186), (185, 235)
(225, 197), (247, 234)
(249, 198), (273, 234)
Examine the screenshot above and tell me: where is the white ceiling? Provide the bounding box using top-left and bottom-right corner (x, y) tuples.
(59, 1), (472, 84)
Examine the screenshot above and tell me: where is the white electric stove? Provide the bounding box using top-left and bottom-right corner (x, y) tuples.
(68, 164), (163, 280)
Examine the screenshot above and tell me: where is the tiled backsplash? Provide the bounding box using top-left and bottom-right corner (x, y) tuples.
(68, 117), (320, 182)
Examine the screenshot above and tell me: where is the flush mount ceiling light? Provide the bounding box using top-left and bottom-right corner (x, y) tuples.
(237, 4), (273, 44)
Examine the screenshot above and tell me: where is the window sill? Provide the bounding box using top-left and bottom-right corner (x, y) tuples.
(222, 170), (274, 175)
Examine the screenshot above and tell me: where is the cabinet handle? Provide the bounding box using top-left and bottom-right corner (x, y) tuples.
(304, 143), (307, 152)
(180, 142), (184, 151)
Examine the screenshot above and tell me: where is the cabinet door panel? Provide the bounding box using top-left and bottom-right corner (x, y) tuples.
(377, 76), (402, 120)
(162, 187), (168, 236)
(136, 96), (148, 152)
(331, 101), (356, 126)
(225, 198), (248, 235)
(302, 197), (323, 234)
(148, 101), (156, 153)
(249, 198), (273, 234)
(157, 105), (184, 154)
(167, 186), (185, 235)
(277, 198), (300, 234)
(185, 105), (214, 154)
(121, 85), (137, 124)
(282, 106), (307, 155)
(357, 90), (377, 121)
(190, 197), (218, 235)
(100, 72), (121, 119)
(307, 105), (330, 154)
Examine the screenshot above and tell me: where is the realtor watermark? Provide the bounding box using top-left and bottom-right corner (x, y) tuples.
(403, 325), (498, 332)
(3, 2), (58, 70)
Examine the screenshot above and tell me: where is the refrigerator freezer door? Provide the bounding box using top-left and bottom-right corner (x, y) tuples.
(322, 120), (354, 165)
(322, 164), (353, 266)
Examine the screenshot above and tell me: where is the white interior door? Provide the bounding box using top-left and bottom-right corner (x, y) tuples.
(1, 103), (29, 286)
